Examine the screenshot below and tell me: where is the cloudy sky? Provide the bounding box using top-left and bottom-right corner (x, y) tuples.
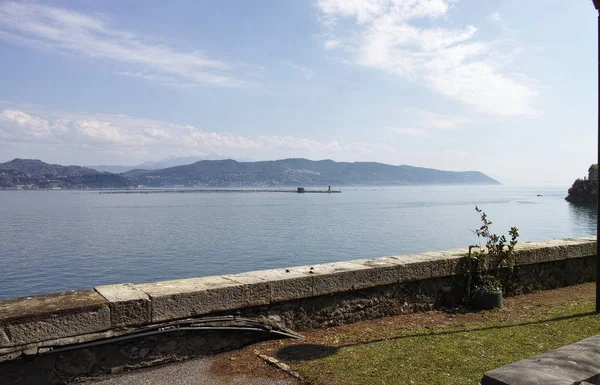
(0, 0), (596, 184)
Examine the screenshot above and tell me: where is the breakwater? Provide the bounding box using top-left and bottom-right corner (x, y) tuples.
(99, 188), (342, 194)
(0, 237), (596, 384)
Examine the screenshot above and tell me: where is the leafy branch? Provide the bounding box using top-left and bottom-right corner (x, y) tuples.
(467, 206), (519, 293)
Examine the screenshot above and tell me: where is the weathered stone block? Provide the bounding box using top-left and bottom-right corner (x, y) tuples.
(443, 248), (470, 275)
(513, 243), (540, 265)
(351, 257), (409, 286)
(0, 290), (110, 348)
(352, 254), (436, 283)
(536, 240), (575, 263)
(291, 262), (376, 296)
(397, 254), (434, 282)
(534, 245), (562, 263)
(137, 276), (245, 322)
(222, 273), (271, 306)
(245, 268), (313, 302)
(95, 283), (151, 328)
(563, 240), (596, 259)
(417, 251), (464, 278)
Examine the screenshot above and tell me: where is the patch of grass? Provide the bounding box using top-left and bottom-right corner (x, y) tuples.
(297, 301), (600, 385)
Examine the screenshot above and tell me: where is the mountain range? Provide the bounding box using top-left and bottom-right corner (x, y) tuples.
(90, 154), (250, 173)
(0, 158), (500, 189)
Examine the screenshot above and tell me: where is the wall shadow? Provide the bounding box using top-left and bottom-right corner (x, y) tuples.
(339, 311), (597, 350)
(275, 344), (339, 362)
(273, 310), (596, 364)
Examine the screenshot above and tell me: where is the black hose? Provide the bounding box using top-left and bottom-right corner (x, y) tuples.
(34, 318), (302, 355)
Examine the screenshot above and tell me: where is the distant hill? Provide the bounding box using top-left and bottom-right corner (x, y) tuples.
(90, 154), (250, 173)
(0, 159), (130, 188)
(86, 164), (134, 174)
(0, 158), (500, 189)
(125, 158), (501, 187)
(1, 158), (99, 177)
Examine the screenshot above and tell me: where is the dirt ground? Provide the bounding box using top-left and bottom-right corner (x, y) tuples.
(208, 283), (597, 383)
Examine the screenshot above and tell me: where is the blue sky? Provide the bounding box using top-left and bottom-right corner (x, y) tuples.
(0, 0), (597, 185)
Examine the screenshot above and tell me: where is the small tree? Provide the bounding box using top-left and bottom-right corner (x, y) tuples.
(468, 206), (519, 294)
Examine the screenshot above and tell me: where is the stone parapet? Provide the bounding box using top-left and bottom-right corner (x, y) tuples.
(0, 290), (110, 350)
(95, 284), (151, 328)
(0, 236), (596, 364)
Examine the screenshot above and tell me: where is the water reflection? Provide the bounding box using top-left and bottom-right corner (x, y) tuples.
(567, 203), (597, 235)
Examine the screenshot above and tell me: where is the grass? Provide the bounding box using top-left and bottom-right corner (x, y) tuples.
(296, 300), (600, 385)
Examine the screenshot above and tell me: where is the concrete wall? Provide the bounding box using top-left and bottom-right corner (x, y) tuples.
(0, 237), (596, 383)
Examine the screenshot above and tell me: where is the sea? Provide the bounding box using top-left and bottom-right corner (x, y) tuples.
(0, 185), (595, 300)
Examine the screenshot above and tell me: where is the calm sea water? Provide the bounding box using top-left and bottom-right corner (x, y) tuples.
(0, 186), (596, 300)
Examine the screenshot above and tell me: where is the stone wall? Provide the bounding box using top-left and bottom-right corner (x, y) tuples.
(0, 237), (596, 384)
(0, 329), (271, 385)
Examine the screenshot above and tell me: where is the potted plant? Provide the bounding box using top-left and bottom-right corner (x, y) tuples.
(467, 206), (519, 310)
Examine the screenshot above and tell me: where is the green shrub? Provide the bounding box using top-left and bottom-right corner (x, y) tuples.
(467, 206), (519, 294)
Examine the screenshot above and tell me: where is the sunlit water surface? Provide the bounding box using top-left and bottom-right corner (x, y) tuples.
(0, 186), (595, 299)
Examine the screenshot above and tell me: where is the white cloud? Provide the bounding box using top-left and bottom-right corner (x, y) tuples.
(0, 109), (52, 138)
(75, 120), (135, 144)
(286, 62), (316, 80)
(388, 127), (427, 136)
(488, 12), (501, 22)
(0, 2), (247, 88)
(404, 108), (470, 130)
(317, 0), (449, 25)
(316, 0), (538, 116)
(0, 107), (395, 163)
(324, 39), (341, 50)
(443, 149), (467, 157)
(115, 72), (198, 88)
(386, 108), (469, 137)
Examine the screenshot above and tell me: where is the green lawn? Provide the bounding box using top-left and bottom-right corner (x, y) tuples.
(297, 301), (600, 385)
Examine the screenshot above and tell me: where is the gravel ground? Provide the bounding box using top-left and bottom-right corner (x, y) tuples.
(85, 355), (297, 385)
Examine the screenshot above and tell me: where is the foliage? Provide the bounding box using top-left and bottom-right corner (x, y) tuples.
(564, 163), (598, 203)
(467, 206), (519, 293)
(565, 177), (597, 204)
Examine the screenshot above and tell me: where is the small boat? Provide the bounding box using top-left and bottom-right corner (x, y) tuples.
(536, 194), (543, 197)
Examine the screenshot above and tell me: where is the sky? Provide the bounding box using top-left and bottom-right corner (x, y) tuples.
(0, 0), (597, 185)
